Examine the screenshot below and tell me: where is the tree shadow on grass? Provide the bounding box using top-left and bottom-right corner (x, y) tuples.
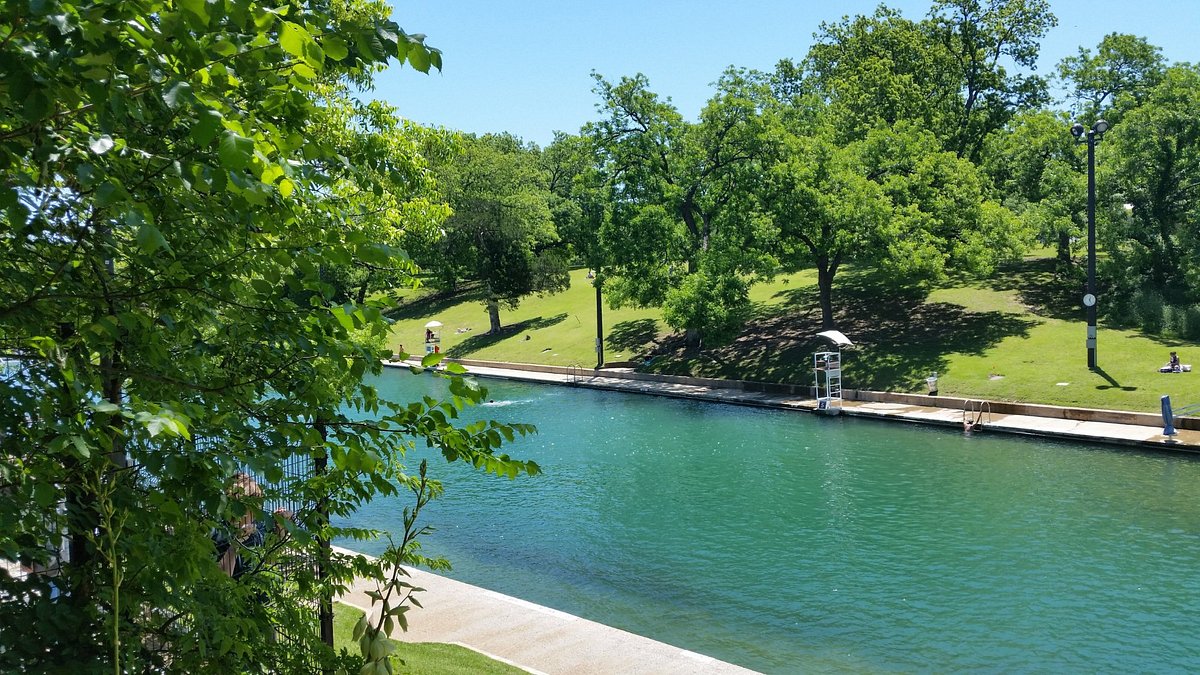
(648, 268), (1037, 391)
(607, 318), (661, 352)
(446, 313), (568, 358)
(385, 285), (486, 321)
(977, 256), (1081, 321)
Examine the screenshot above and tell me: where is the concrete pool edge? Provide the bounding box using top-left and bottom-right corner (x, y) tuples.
(334, 546), (759, 675)
(385, 358), (1200, 453)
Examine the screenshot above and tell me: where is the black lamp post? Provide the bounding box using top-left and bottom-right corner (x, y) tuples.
(1071, 119), (1109, 370)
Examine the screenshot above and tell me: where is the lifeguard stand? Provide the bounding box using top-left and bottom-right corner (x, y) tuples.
(813, 330), (853, 415)
(423, 320), (442, 355)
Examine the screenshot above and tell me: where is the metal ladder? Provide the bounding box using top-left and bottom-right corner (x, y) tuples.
(567, 364), (584, 385)
(963, 400), (992, 430)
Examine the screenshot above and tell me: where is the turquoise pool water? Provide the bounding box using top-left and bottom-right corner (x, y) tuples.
(342, 372), (1200, 673)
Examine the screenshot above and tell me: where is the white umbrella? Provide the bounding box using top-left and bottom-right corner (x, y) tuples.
(424, 320), (443, 329)
(816, 329), (853, 347)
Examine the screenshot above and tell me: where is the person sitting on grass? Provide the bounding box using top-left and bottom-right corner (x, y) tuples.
(1160, 351), (1184, 373)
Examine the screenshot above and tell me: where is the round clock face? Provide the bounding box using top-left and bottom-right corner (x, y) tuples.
(1083, 293), (1097, 307)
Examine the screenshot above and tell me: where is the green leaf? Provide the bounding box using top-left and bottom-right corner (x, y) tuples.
(408, 44), (431, 73)
(96, 181), (129, 206)
(279, 21), (310, 60)
(332, 306), (355, 331)
(191, 109), (223, 146)
(179, 0), (209, 26)
(303, 38), (325, 70)
(210, 38), (237, 56)
(161, 81), (192, 109)
(23, 89), (49, 122)
(33, 481), (57, 509)
(357, 30), (387, 61)
(290, 62), (317, 80)
(322, 35), (348, 60)
(70, 435), (91, 458)
(218, 130), (254, 170)
(136, 222), (170, 255)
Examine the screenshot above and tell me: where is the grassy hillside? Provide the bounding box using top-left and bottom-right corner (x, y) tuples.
(385, 259), (1200, 413)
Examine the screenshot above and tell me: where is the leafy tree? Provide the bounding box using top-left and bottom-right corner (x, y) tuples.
(587, 71), (775, 348)
(928, 0), (1058, 160)
(543, 132), (615, 365)
(801, 0), (1056, 160)
(1102, 65), (1200, 314)
(434, 133), (570, 333)
(761, 118), (1027, 329)
(801, 7), (959, 144)
(983, 108), (1084, 267)
(0, 1), (535, 672)
(543, 132), (607, 273)
(1057, 33), (1166, 124)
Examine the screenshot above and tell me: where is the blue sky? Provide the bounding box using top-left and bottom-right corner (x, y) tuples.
(375, 1), (1200, 147)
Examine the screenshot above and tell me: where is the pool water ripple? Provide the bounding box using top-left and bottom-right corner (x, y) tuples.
(340, 372), (1200, 673)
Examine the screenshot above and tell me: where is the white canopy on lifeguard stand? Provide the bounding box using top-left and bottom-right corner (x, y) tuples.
(424, 320), (442, 354)
(813, 330), (853, 414)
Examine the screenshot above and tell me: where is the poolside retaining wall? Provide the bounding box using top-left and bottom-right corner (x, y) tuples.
(448, 358), (1198, 431)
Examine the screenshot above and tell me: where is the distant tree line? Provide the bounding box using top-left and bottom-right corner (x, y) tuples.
(412, 0), (1200, 344)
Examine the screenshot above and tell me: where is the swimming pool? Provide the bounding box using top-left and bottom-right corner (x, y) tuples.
(341, 371), (1200, 672)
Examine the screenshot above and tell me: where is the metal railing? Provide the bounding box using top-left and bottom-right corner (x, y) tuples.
(963, 400), (992, 430)
(567, 364), (585, 385)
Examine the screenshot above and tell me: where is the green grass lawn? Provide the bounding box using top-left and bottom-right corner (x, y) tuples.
(386, 259), (1200, 413)
(385, 268), (667, 366)
(333, 602), (525, 675)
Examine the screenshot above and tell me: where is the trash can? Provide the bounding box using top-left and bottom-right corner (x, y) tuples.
(925, 372), (938, 396)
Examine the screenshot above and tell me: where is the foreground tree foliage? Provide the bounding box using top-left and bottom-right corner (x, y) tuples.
(0, 0), (536, 672)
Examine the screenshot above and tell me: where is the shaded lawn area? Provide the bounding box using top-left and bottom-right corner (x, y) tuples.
(646, 257), (1200, 412)
(649, 268), (1037, 392)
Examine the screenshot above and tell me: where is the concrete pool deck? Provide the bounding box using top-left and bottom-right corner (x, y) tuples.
(356, 359), (1200, 674)
(409, 360), (1200, 452)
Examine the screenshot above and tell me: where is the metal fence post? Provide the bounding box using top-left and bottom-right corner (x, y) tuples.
(315, 421), (333, 652)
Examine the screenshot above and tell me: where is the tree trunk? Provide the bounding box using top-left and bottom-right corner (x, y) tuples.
(1057, 229), (1071, 267)
(355, 270), (372, 305)
(487, 298), (501, 334)
(817, 263), (836, 330)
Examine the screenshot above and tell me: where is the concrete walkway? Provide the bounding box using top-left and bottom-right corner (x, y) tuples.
(351, 361), (1200, 675)
(436, 362), (1200, 452)
(336, 548), (757, 675)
